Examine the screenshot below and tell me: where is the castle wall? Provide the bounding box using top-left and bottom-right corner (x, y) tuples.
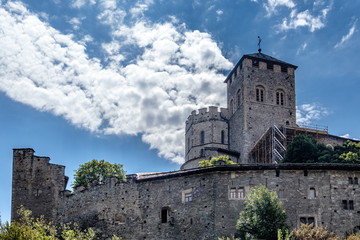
(55, 165), (360, 239)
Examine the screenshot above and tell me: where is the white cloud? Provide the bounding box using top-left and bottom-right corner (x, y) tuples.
(216, 9), (223, 21)
(0, 1), (232, 165)
(296, 42), (307, 55)
(71, 0), (96, 8)
(341, 134), (350, 138)
(263, 0), (296, 16)
(130, 0), (154, 18)
(296, 103), (329, 126)
(334, 20), (357, 48)
(280, 9), (326, 32)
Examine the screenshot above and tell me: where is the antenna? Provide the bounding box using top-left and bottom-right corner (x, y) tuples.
(258, 36), (262, 53)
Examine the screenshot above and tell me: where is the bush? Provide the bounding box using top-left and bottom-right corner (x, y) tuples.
(199, 155), (236, 167)
(292, 223), (338, 240)
(235, 185), (287, 240)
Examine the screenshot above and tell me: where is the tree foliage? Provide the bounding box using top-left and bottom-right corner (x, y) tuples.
(292, 223), (338, 240)
(0, 206), (95, 240)
(283, 135), (360, 164)
(72, 159), (126, 188)
(235, 185), (287, 240)
(199, 155), (236, 167)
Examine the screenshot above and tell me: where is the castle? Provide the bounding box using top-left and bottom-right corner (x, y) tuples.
(11, 51), (360, 239)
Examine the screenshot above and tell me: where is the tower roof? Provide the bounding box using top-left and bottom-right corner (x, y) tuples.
(242, 52), (298, 69)
(224, 52), (297, 83)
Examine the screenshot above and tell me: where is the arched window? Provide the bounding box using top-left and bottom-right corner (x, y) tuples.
(276, 89), (285, 105)
(221, 130), (225, 144)
(200, 131), (205, 144)
(256, 85), (265, 102)
(236, 89), (241, 108)
(230, 99), (234, 114)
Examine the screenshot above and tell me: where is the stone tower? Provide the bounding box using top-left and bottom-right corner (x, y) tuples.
(226, 52), (297, 163)
(183, 52), (297, 169)
(11, 148), (68, 221)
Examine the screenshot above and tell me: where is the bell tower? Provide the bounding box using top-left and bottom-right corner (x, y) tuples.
(225, 52), (297, 163)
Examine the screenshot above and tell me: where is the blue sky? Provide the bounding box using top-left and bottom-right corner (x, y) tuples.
(0, 0), (359, 223)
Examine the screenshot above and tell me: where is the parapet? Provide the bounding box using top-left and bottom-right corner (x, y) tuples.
(186, 106), (228, 131)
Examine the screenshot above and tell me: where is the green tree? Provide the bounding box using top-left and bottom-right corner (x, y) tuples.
(0, 206), (95, 240)
(198, 155), (236, 167)
(235, 185), (287, 240)
(72, 159), (126, 188)
(283, 135), (320, 163)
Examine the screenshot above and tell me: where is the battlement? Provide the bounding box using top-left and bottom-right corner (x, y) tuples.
(186, 106), (228, 130)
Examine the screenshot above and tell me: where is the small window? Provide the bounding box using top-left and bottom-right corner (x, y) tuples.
(230, 188), (237, 199)
(200, 131), (205, 144)
(185, 193), (193, 202)
(236, 89), (241, 108)
(161, 207), (169, 223)
(349, 177), (353, 184)
(349, 200), (354, 210)
(355, 177), (358, 184)
(276, 89), (285, 106)
(256, 85), (265, 102)
(279, 189), (285, 199)
(299, 217), (316, 227)
(309, 188), (316, 199)
(229, 187), (245, 200)
(342, 200), (348, 210)
(221, 130), (225, 144)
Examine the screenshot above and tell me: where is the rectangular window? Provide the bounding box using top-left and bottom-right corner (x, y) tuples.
(230, 188), (237, 199)
(355, 177), (359, 184)
(299, 217), (316, 227)
(279, 189), (285, 199)
(260, 90), (264, 102)
(185, 193), (192, 202)
(309, 188), (316, 199)
(349, 200), (354, 210)
(229, 187), (245, 200)
(238, 187), (245, 199)
(256, 89), (259, 101)
(276, 92), (279, 105)
(342, 200), (348, 210)
(349, 177), (353, 184)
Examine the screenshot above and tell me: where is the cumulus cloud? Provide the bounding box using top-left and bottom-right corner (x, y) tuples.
(263, 0), (296, 16)
(296, 103), (329, 126)
(334, 20), (357, 48)
(253, 0), (332, 32)
(0, 1), (232, 164)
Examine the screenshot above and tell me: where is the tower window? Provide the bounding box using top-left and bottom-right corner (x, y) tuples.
(309, 188), (316, 199)
(276, 89), (285, 105)
(256, 86), (265, 102)
(221, 130), (225, 144)
(161, 207), (170, 223)
(200, 131), (205, 144)
(236, 89), (241, 108)
(230, 99), (234, 114)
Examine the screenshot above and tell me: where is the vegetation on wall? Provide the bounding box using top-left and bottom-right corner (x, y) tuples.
(283, 135), (360, 164)
(72, 159), (126, 188)
(235, 185), (287, 240)
(0, 206), (98, 240)
(198, 155), (236, 167)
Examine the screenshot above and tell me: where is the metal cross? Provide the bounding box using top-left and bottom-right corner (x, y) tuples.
(258, 36), (262, 53)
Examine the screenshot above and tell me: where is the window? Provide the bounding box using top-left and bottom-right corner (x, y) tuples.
(256, 86), (265, 102)
(342, 200), (348, 210)
(221, 130), (225, 144)
(230, 99), (234, 114)
(161, 207), (169, 223)
(309, 188), (316, 199)
(200, 131), (205, 144)
(185, 193), (193, 202)
(343, 200), (354, 210)
(279, 189), (285, 199)
(182, 189), (193, 203)
(349, 200), (354, 210)
(349, 177), (353, 184)
(276, 89), (285, 105)
(355, 177), (359, 184)
(236, 89), (241, 107)
(300, 217), (315, 227)
(229, 187), (245, 200)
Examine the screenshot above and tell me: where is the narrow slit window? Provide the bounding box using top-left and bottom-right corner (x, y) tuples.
(200, 131), (205, 144)
(221, 130), (225, 144)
